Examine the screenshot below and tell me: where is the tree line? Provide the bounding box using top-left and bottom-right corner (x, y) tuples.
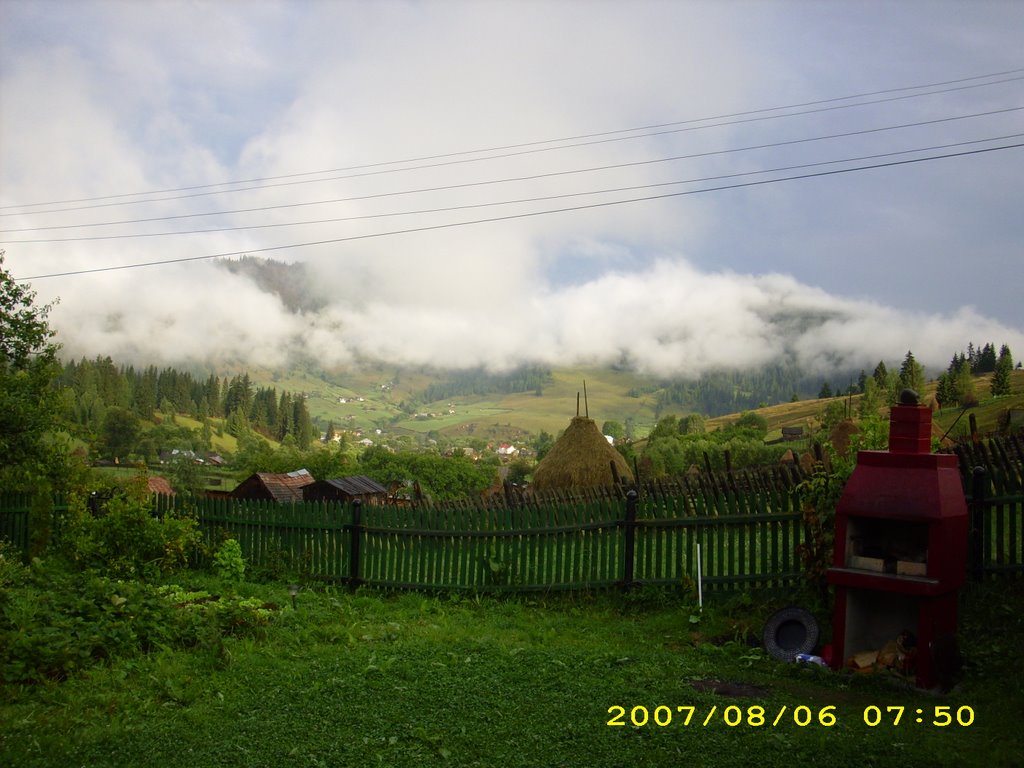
(652, 363), (820, 417)
(415, 365), (554, 404)
(55, 358), (317, 460)
(935, 343), (1015, 408)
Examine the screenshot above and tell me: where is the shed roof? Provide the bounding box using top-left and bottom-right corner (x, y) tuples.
(319, 475), (388, 496)
(147, 476), (175, 496)
(233, 468), (314, 503)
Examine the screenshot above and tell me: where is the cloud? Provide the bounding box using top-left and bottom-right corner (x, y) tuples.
(35, 255), (1024, 381)
(2, 0), (1022, 380)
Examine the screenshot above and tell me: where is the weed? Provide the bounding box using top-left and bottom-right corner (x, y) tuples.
(212, 539), (245, 583)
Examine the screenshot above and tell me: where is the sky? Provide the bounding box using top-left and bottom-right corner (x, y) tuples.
(1, 0), (1022, 380)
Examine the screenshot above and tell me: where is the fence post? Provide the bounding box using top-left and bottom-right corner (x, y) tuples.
(349, 498), (363, 591)
(969, 466), (986, 582)
(620, 489), (638, 591)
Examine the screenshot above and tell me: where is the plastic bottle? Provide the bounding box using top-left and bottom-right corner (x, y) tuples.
(794, 653), (828, 666)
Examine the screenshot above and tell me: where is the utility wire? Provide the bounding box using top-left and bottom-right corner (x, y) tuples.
(13, 142), (1022, 281)
(6, 134), (1021, 244)
(3, 71), (1022, 214)
(4, 106), (1019, 235)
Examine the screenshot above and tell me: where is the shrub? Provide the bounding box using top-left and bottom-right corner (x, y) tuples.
(0, 539), (30, 589)
(0, 567), (279, 685)
(58, 476), (201, 579)
(213, 539), (245, 582)
(0, 567), (178, 684)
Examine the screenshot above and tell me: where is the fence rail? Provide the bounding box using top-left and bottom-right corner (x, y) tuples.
(2, 452), (1021, 590)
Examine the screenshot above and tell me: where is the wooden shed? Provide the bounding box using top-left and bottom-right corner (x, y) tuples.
(303, 475), (388, 506)
(230, 469), (314, 503)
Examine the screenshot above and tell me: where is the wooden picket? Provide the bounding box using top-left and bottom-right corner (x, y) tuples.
(2, 447), (1019, 589)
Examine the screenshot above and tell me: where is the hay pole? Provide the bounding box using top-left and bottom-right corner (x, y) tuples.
(583, 380), (589, 418)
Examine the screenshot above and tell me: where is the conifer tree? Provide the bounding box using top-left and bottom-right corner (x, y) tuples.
(953, 358), (976, 406)
(898, 350), (926, 395)
(991, 345), (1014, 397)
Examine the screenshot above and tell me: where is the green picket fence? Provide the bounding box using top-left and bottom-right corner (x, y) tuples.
(153, 494), (353, 579)
(357, 493), (627, 591)
(958, 437), (1024, 579)
(2, 461), (1019, 590)
(0, 493), (31, 556)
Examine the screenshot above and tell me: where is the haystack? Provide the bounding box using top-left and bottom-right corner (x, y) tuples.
(531, 416), (634, 492)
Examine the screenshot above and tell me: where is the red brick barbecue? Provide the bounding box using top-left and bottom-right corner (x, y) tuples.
(827, 395), (968, 688)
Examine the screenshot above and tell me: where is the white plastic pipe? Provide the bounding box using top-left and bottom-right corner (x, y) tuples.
(697, 543), (703, 609)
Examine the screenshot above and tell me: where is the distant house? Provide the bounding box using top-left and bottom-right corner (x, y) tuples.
(303, 475), (388, 506)
(230, 469), (314, 503)
(160, 448), (203, 464)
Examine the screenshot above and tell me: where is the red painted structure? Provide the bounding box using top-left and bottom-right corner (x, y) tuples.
(827, 402), (968, 688)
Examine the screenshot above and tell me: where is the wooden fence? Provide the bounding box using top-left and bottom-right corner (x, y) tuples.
(955, 436), (1024, 579)
(147, 484), (806, 593)
(1, 450), (1020, 590)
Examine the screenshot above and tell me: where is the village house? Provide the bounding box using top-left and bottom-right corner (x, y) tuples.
(303, 476), (388, 506)
(230, 469), (314, 503)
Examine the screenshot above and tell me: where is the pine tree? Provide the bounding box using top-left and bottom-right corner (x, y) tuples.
(293, 396), (315, 449)
(898, 350), (926, 396)
(966, 342), (977, 373)
(953, 359), (976, 406)
(277, 391), (293, 442)
(872, 361), (888, 388)
(858, 376), (882, 417)
(978, 343), (998, 373)
(991, 345), (1013, 397)
(935, 372), (954, 409)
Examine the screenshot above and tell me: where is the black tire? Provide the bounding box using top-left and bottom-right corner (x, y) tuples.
(763, 606), (819, 661)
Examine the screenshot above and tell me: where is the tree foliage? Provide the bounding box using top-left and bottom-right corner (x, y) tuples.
(898, 350), (926, 397)
(358, 446), (497, 500)
(991, 345), (1014, 397)
(0, 252), (64, 488)
(640, 415), (787, 478)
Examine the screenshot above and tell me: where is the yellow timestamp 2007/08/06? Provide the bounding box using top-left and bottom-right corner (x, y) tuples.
(607, 704), (976, 729)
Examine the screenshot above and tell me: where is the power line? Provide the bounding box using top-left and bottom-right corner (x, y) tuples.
(4, 106), (1019, 235)
(3, 71), (1022, 215)
(6, 134), (1020, 244)
(14, 142), (1022, 282)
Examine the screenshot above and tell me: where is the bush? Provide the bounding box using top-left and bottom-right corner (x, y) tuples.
(0, 539), (30, 589)
(0, 566), (279, 685)
(0, 567), (179, 684)
(213, 539), (245, 582)
(58, 476), (201, 579)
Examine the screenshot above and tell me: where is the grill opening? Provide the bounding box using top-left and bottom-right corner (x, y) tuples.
(843, 589), (919, 659)
(846, 517), (928, 575)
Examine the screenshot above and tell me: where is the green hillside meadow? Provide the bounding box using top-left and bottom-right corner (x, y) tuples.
(247, 365), (1024, 446)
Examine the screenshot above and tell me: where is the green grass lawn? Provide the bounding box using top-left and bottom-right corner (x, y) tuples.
(2, 577), (1021, 768)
